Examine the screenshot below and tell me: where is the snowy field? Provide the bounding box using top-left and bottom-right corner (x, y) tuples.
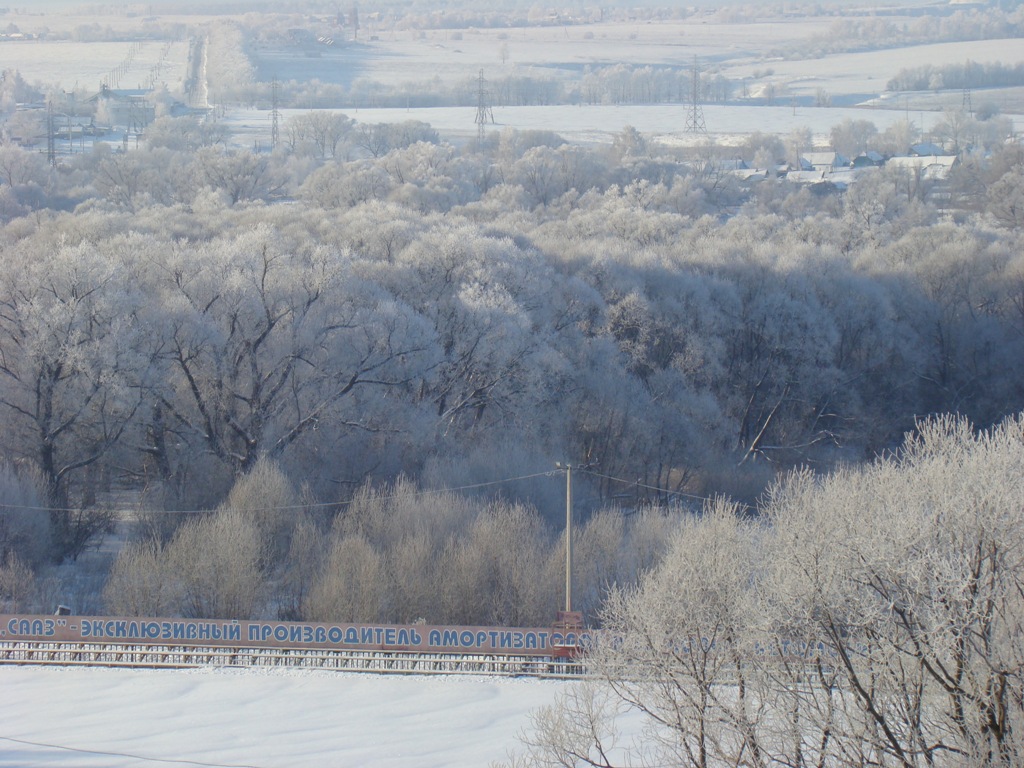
(720, 38), (1024, 103)
(4, 5), (1023, 151)
(247, 17), (836, 87)
(0, 666), (593, 767)
(1, 39), (191, 94)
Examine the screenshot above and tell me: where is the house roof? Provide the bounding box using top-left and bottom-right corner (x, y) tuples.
(887, 155), (958, 169)
(85, 86), (151, 104)
(802, 151), (850, 169)
(786, 170), (827, 184)
(852, 151), (884, 165)
(885, 154), (958, 179)
(731, 168), (769, 180)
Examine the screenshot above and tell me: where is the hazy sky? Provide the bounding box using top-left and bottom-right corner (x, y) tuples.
(19, 0), (272, 10)
(20, 0), (938, 12)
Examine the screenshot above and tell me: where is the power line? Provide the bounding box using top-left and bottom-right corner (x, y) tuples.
(0, 468), (750, 519)
(576, 466), (754, 514)
(0, 471), (555, 516)
(0, 735), (270, 768)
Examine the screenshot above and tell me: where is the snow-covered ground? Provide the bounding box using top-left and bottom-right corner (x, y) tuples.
(0, 665), (572, 767)
(5, 6), (1022, 153)
(3, 40), (191, 94)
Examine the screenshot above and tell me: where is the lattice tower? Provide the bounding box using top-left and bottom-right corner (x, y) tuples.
(685, 56), (707, 134)
(271, 77), (280, 150)
(475, 69), (494, 142)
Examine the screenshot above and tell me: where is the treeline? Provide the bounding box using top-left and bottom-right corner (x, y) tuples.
(231, 12), (1024, 111)
(888, 59), (1024, 94)
(805, 7), (1024, 59)
(98, 465), (679, 625)
(237, 55), (732, 112)
(0, 113), (1022, 619)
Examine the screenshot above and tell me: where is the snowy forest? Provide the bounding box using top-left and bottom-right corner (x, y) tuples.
(1, 1), (1023, 763)
(0, 108), (1022, 625)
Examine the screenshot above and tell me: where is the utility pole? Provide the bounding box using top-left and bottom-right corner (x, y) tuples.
(564, 462), (572, 613)
(350, 2), (359, 41)
(553, 461), (583, 656)
(553, 462), (574, 612)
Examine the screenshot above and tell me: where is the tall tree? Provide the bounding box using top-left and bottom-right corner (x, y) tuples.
(147, 224), (434, 480)
(0, 236), (148, 558)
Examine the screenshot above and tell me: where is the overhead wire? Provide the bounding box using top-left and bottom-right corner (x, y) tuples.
(575, 466), (756, 513)
(0, 734), (270, 768)
(0, 470), (555, 516)
(0, 466), (753, 517)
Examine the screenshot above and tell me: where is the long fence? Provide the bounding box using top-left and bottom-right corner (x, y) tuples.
(0, 614), (589, 678)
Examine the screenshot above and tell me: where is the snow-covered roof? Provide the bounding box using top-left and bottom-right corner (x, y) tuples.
(802, 151), (850, 170)
(829, 168), (860, 188)
(910, 142), (944, 157)
(852, 151), (884, 166)
(885, 154), (958, 179)
(785, 170), (826, 184)
(731, 168), (769, 180)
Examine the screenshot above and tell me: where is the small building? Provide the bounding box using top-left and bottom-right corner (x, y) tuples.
(731, 168), (769, 181)
(785, 169), (827, 184)
(852, 151), (885, 168)
(52, 114), (96, 139)
(86, 85), (156, 132)
(801, 151), (850, 173)
(829, 168), (864, 189)
(885, 154), (959, 181)
(909, 142), (945, 157)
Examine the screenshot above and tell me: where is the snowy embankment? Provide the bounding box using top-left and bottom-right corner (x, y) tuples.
(0, 666), (566, 767)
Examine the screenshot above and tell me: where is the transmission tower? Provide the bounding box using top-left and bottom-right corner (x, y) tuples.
(270, 77), (280, 151)
(685, 56), (707, 134)
(46, 100), (56, 166)
(475, 69), (494, 142)
(962, 59), (970, 116)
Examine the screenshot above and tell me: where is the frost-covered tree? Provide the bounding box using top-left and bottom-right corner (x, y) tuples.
(103, 539), (178, 616)
(168, 507), (267, 619)
(0, 236), (149, 558)
(763, 414), (1024, 766)
(191, 147), (288, 204)
(502, 413), (1024, 768)
(829, 117), (878, 157)
(0, 461), (49, 568)
(305, 532), (386, 622)
(147, 224), (435, 480)
(143, 115), (225, 151)
(298, 158), (393, 209)
(987, 165), (1024, 229)
(222, 457), (299, 560)
(442, 500), (553, 626)
(0, 142), (49, 188)
(286, 111), (353, 160)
